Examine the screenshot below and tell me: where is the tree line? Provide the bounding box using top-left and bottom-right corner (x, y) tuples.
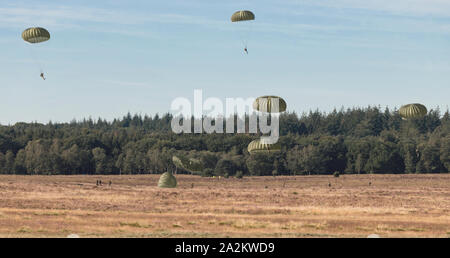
(0, 106), (449, 176)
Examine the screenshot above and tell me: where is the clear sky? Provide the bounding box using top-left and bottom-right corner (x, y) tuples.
(0, 0), (449, 124)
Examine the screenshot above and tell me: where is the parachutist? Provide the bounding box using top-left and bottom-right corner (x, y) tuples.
(231, 11), (254, 55)
(22, 28), (50, 79)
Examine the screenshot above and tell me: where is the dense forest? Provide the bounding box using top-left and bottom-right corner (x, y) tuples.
(0, 106), (449, 176)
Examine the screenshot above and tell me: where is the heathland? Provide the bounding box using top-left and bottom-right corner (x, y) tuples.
(0, 174), (449, 238)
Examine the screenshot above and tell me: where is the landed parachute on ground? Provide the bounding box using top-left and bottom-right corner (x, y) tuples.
(399, 103), (427, 119)
(253, 96), (287, 113)
(158, 172), (177, 188)
(247, 139), (281, 154)
(22, 27), (50, 44)
(231, 10), (255, 22)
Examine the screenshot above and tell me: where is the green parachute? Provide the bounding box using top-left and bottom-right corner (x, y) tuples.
(22, 27), (50, 44)
(22, 27), (50, 79)
(247, 139), (281, 154)
(231, 10), (255, 22)
(231, 10), (255, 53)
(172, 155), (203, 174)
(399, 103), (427, 119)
(158, 172), (177, 188)
(248, 95), (287, 154)
(253, 96), (287, 113)
(172, 156), (185, 169)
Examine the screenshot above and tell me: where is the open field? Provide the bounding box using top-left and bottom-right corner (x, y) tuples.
(0, 174), (449, 238)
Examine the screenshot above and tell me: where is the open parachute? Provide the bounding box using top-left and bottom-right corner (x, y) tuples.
(247, 95), (287, 154)
(22, 27), (50, 44)
(247, 139), (281, 154)
(231, 10), (255, 22)
(399, 103), (427, 119)
(22, 27), (50, 79)
(253, 96), (287, 113)
(231, 10), (255, 53)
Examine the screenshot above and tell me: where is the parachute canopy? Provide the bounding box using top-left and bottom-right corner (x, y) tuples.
(247, 139), (281, 154)
(187, 158), (203, 173)
(172, 155), (203, 173)
(231, 10), (255, 22)
(399, 103), (427, 119)
(172, 156), (185, 169)
(158, 172), (177, 188)
(253, 96), (287, 113)
(22, 27), (50, 44)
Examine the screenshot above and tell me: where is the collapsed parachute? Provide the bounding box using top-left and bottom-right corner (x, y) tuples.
(22, 27), (50, 44)
(399, 103), (427, 119)
(172, 155), (203, 174)
(253, 96), (287, 113)
(172, 156), (185, 170)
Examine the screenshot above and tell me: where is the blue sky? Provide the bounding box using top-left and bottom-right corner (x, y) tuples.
(0, 0), (449, 124)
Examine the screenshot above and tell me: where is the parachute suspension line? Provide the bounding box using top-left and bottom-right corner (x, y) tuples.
(241, 23), (252, 51)
(27, 46), (44, 74)
(242, 39), (247, 49)
(234, 23), (248, 51)
(243, 19), (255, 53)
(238, 30), (250, 55)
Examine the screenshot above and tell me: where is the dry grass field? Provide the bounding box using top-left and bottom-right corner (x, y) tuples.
(0, 174), (449, 238)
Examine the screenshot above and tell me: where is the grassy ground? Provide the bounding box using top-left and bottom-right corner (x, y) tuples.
(0, 174), (449, 238)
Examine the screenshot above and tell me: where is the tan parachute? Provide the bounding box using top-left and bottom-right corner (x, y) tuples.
(22, 27), (50, 79)
(158, 172), (177, 188)
(22, 27), (50, 44)
(186, 158), (203, 173)
(231, 11), (255, 53)
(248, 95), (286, 154)
(231, 10), (255, 22)
(247, 139), (281, 154)
(399, 103), (427, 119)
(172, 155), (203, 174)
(253, 96), (287, 113)
(172, 156), (185, 169)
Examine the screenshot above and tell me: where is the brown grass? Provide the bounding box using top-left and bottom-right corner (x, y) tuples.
(0, 174), (449, 238)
